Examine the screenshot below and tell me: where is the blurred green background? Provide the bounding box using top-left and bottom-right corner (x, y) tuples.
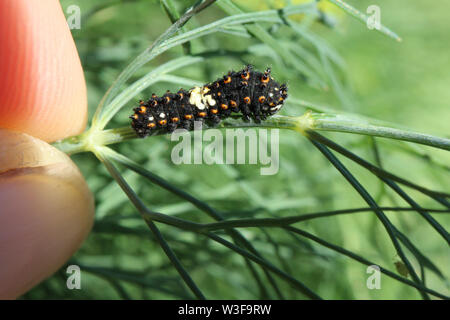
(25, 0), (449, 299)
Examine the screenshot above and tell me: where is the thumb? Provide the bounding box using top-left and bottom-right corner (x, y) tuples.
(0, 129), (94, 299)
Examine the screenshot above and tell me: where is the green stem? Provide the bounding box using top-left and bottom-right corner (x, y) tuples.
(52, 127), (137, 155)
(53, 111), (450, 155)
(52, 115), (300, 155)
(309, 112), (450, 151)
(197, 207), (450, 232)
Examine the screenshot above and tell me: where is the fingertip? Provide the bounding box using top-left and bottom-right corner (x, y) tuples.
(0, 0), (88, 142)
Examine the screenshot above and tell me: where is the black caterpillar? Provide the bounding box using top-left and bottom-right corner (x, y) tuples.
(130, 65), (288, 137)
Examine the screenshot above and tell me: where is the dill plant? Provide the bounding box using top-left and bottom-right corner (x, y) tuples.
(26, 0), (450, 299)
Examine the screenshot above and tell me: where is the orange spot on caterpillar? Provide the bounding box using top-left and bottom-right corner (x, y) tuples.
(258, 96), (265, 103)
(159, 120), (167, 125)
(221, 104), (228, 110)
(224, 76), (231, 84)
(171, 117), (179, 122)
(184, 114), (193, 120)
(241, 72), (250, 80)
(243, 97), (251, 104)
(147, 122), (156, 128)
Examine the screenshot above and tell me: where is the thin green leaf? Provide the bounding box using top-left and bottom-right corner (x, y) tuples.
(160, 0), (191, 54)
(94, 149), (206, 299)
(327, 0), (402, 41)
(308, 131), (450, 243)
(309, 139), (430, 299)
(205, 232), (322, 300)
(284, 226), (448, 300)
(102, 147), (287, 299)
(92, 0), (217, 127)
(95, 56), (204, 129)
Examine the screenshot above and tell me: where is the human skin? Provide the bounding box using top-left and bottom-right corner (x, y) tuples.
(0, 0), (87, 142)
(0, 0), (94, 299)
